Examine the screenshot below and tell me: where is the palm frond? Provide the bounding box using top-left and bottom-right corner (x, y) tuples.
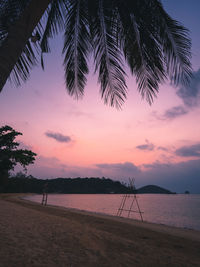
(116, 0), (192, 103)
(0, 0), (30, 44)
(0, 0), (53, 87)
(0, 0), (192, 107)
(91, 0), (127, 108)
(63, 0), (90, 98)
(154, 0), (192, 85)
(40, 0), (67, 69)
(117, 0), (166, 103)
(9, 40), (38, 86)
(0, 0), (39, 86)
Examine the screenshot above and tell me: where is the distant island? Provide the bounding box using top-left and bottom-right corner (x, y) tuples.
(136, 185), (176, 194)
(2, 174), (175, 194)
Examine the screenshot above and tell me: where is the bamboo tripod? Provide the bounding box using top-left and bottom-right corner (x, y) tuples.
(117, 178), (143, 221)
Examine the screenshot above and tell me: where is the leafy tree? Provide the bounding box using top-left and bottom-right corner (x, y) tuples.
(5, 176), (132, 194)
(0, 125), (36, 188)
(0, 0), (192, 108)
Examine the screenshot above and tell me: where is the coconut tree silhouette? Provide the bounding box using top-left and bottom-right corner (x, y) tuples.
(0, 0), (192, 108)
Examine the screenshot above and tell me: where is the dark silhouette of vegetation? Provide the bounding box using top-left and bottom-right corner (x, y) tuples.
(137, 185), (175, 194)
(0, 0), (192, 107)
(2, 173), (174, 194)
(4, 174), (133, 194)
(0, 125), (36, 191)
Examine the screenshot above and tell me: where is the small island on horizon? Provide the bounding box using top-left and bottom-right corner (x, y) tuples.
(136, 185), (176, 194)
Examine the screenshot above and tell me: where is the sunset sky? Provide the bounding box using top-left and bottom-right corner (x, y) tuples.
(1, 0), (200, 193)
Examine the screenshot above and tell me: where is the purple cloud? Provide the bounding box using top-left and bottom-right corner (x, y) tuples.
(136, 140), (155, 151)
(152, 69), (200, 122)
(157, 146), (168, 151)
(96, 162), (140, 173)
(45, 131), (72, 143)
(175, 143), (200, 157)
(177, 69), (200, 107)
(163, 105), (188, 119)
(152, 105), (188, 121)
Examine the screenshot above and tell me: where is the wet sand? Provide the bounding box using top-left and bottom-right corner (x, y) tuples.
(0, 194), (200, 266)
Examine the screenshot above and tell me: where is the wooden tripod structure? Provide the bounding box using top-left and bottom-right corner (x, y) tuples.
(117, 178), (143, 221)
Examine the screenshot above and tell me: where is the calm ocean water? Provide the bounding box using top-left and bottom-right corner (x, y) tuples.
(26, 194), (200, 231)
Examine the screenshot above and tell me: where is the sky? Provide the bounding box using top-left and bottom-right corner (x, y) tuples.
(1, 0), (200, 193)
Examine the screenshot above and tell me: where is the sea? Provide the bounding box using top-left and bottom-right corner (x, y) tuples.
(26, 194), (200, 231)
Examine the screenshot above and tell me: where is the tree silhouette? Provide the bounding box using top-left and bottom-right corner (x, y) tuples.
(0, 125), (36, 189)
(0, 0), (192, 107)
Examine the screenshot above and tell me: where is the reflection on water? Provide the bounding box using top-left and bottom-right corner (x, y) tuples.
(26, 194), (200, 231)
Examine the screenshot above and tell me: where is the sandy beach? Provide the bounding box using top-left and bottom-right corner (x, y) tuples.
(0, 194), (200, 267)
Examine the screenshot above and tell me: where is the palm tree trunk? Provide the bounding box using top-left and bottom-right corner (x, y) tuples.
(0, 0), (51, 92)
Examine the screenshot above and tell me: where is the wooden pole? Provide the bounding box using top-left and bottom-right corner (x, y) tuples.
(41, 182), (48, 206)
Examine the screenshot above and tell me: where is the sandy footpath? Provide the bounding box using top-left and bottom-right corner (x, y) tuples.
(0, 194), (200, 267)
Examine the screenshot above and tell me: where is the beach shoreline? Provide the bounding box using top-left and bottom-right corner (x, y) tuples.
(23, 193), (200, 241)
(1, 193), (200, 266)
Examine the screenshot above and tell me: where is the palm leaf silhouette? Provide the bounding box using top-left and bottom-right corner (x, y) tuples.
(0, 0), (192, 107)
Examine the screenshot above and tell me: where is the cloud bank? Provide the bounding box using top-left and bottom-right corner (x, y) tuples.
(96, 162), (141, 178)
(25, 154), (200, 193)
(175, 144), (200, 157)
